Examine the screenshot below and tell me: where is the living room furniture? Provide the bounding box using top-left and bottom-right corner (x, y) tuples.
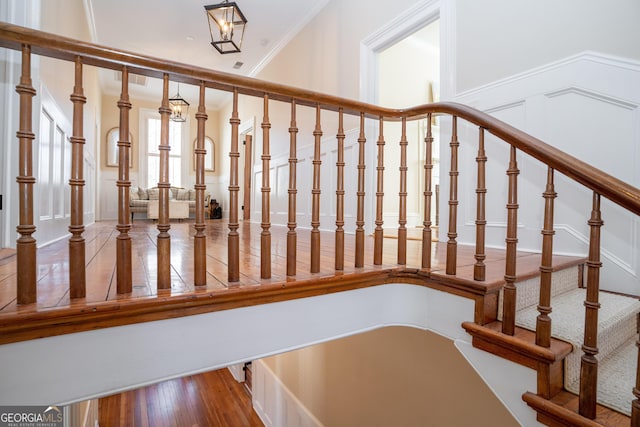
(129, 186), (211, 220)
(147, 200), (190, 220)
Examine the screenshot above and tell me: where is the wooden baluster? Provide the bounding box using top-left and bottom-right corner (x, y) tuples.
(116, 67), (132, 294)
(310, 105), (322, 273)
(397, 116), (408, 265)
(422, 114), (433, 270)
(335, 108), (345, 271)
(68, 56), (86, 298)
(156, 74), (171, 290)
(16, 44), (37, 305)
(537, 167), (558, 399)
(261, 95), (272, 279)
(474, 128), (487, 281)
(633, 330), (640, 425)
(446, 116), (459, 275)
(579, 192), (603, 419)
(374, 117), (385, 265)
(228, 89), (240, 282)
(501, 146), (520, 336)
(286, 101), (298, 277)
(194, 82), (207, 287)
(536, 167), (556, 348)
(355, 113), (366, 268)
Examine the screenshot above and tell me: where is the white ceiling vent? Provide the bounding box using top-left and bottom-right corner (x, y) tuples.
(233, 61), (244, 69)
(114, 71), (147, 86)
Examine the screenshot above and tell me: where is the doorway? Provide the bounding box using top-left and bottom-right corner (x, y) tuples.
(242, 133), (252, 221)
(238, 119), (254, 222)
(377, 19), (440, 236)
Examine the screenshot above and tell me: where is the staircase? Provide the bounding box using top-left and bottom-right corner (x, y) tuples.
(513, 267), (640, 417)
(467, 263), (640, 425)
(1, 21), (640, 426)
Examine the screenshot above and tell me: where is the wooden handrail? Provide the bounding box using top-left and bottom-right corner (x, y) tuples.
(3, 21), (640, 423)
(0, 22), (638, 218)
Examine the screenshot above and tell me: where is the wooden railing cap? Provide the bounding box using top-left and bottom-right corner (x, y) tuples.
(1, 21), (639, 216)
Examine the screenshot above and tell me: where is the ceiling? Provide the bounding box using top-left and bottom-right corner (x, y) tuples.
(86, 0), (329, 108)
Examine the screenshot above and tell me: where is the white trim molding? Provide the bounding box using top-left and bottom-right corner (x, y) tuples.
(253, 359), (324, 427)
(450, 51), (640, 295)
(359, 0), (456, 104)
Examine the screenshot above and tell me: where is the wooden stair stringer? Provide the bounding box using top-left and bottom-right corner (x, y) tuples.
(523, 391), (631, 427)
(462, 320), (572, 399)
(463, 321), (633, 426)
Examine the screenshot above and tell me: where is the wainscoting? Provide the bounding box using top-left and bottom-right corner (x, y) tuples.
(451, 51), (640, 295)
(253, 359), (323, 427)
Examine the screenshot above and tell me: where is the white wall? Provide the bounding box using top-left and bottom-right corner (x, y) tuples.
(378, 20), (440, 229)
(455, 0), (640, 93)
(0, 0), (41, 248)
(0, 284), (540, 426)
(448, 53), (640, 295)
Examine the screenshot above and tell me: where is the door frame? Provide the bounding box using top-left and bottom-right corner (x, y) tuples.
(242, 134), (253, 221)
(359, 0), (455, 236)
(238, 118), (255, 222)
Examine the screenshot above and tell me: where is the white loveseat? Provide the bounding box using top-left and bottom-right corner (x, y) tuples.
(129, 186), (211, 220)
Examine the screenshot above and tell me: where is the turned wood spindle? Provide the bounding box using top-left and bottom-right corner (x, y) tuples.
(536, 167), (557, 348)
(228, 89), (241, 282)
(422, 114), (433, 269)
(156, 74), (172, 291)
(69, 56), (87, 298)
(632, 326), (640, 425)
(535, 167), (558, 399)
(397, 116), (408, 265)
(579, 192), (603, 419)
(16, 44), (37, 305)
(194, 82), (208, 287)
(335, 108), (345, 271)
(310, 104), (322, 273)
(261, 94), (272, 279)
(355, 112), (366, 269)
(501, 146), (520, 336)
(446, 116), (460, 275)
(374, 117), (385, 265)
(286, 100), (298, 277)
(474, 128), (487, 281)
(116, 67), (133, 294)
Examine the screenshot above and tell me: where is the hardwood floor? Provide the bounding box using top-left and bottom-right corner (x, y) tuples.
(98, 368), (263, 427)
(0, 218), (586, 347)
(0, 219), (579, 315)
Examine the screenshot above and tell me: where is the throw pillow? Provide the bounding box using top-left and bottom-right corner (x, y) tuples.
(130, 186), (140, 200)
(177, 189), (190, 200)
(138, 188), (149, 200)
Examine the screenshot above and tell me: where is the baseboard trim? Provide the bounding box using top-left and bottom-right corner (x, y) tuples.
(253, 359), (324, 427)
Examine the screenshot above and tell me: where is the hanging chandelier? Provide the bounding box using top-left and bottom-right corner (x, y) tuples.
(169, 84), (189, 122)
(204, 1), (248, 54)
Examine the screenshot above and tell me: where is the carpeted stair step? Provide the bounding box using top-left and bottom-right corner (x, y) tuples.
(497, 265), (581, 319)
(515, 288), (640, 415)
(565, 338), (637, 415)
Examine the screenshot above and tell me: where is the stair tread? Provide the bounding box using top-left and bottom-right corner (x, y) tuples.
(566, 338), (637, 416)
(516, 288), (640, 416)
(516, 288), (639, 356)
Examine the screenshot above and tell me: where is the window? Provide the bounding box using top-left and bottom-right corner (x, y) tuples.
(38, 109), (70, 220)
(38, 110), (52, 219)
(146, 117), (184, 188)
